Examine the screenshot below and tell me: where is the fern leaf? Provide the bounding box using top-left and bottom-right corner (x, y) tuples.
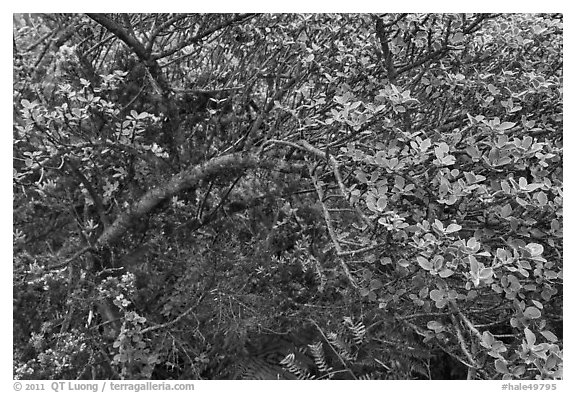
(327, 332), (355, 361)
(308, 341), (333, 375)
(280, 353), (313, 380)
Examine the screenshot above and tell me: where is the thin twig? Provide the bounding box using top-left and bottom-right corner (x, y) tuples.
(450, 314), (480, 370)
(309, 167), (358, 289)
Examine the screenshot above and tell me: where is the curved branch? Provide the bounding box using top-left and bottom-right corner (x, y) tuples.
(96, 153), (302, 248)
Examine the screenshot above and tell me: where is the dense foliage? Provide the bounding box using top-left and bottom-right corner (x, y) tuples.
(13, 13), (562, 380)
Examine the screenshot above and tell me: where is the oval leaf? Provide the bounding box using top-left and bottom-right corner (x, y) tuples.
(540, 330), (558, 343)
(495, 359), (509, 374)
(525, 243), (544, 256)
(497, 121), (516, 131)
(439, 269), (454, 278)
(523, 306), (542, 319)
(500, 204), (512, 218)
(524, 327), (537, 347)
(482, 331), (495, 347)
(417, 256), (432, 270)
(427, 321), (443, 331)
(445, 223), (462, 233)
(429, 289), (443, 301)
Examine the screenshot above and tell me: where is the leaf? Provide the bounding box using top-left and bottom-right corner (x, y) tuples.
(349, 100), (362, 110)
(540, 330), (558, 343)
(482, 331), (495, 347)
(496, 248), (509, 261)
(497, 122), (516, 131)
(394, 175), (405, 189)
(479, 268), (493, 280)
(532, 300), (543, 309)
(524, 328), (537, 347)
(517, 260), (531, 270)
(441, 155), (456, 165)
(522, 136), (533, 149)
(500, 204), (513, 218)
(429, 289), (443, 301)
(495, 135), (508, 148)
(518, 177), (528, 189)
(374, 151), (387, 165)
(439, 269), (454, 278)
(421, 138), (432, 151)
(433, 219), (444, 231)
(466, 145), (481, 160)
(494, 359), (509, 374)
(468, 255), (479, 276)
(523, 306), (541, 319)
(397, 259), (410, 268)
(432, 256), (444, 270)
(524, 183), (542, 192)
(525, 243), (544, 256)
(516, 196), (529, 207)
(376, 196), (388, 210)
(356, 170), (368, 183)
(370, 279), (383, 290)
(427, 321), (444, 332)
(417, 256), (433, 271)
(445, 223), (462, 233)
(438, 194), (458, 205)
(536, 191), (548, 205)
(512, 365), (526, 377)
(435, 142), (450, 157)
(466, 237), (480, 253)
(533, 25), (548, 34)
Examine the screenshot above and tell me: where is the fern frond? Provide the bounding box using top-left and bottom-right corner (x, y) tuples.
(327, 332), (355, 361)
(280, 353), (313, 380)
(308, 341), (333, 375)
(343, 318), (366, 345)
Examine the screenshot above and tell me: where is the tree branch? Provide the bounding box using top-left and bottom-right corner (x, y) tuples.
(87, 13), (148, 59)
(96, 153), (302, 249)
(152, 13), (256, 61)
(87, 13), (172, 95)
(309, 167), (358, 289)
(66, 159), (111, 229)
(375, 16), (397, 84)
(298, 140), (373, 228)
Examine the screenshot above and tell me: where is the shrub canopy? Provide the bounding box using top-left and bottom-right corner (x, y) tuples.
(13, 13), (562, 380)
